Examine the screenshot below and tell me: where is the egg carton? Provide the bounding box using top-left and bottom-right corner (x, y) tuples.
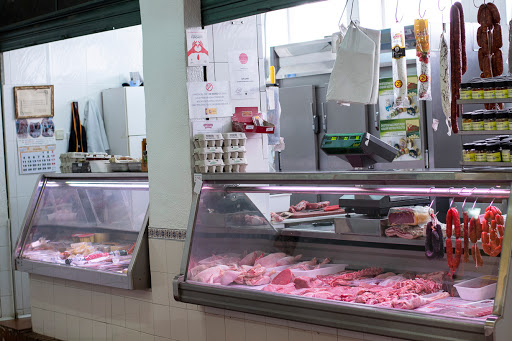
(193, 147), (223, 161)
(194, 133), (224, 148)
(223, 146), (247, 159)
(224, 158), (248, 173)
(194, 159), (225, 173)
(223, 132), (247, 147)
(59, 152), (88, 162)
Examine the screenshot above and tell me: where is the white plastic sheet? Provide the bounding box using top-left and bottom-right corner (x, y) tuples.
(326, 22), (380, 105)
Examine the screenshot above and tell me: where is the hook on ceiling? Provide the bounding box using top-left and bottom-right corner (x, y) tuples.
(395, 0), (403, 23)
(419, 0), (426, 18)
(438, 0), (446, 11)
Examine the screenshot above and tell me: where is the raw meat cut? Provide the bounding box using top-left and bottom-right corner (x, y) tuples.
(332, 267), (383, 282)
(240, 251), (264, 266)
(289, 200), (308, 213)
(294, 276), (324, 289)
(391, 292), (449, 310)
(244, 215), (268, 226)
(192, 265), (229, 283)
(305, 201), (330, 210)
(220, 270), (243, 286)
(289, 257), (330, 270)
(271, 269), (295, 285)
(255, 252), (287, 267)
(263, 283), (296, 293)
(271, 212), (285, 222)
(276, 255), (302, 266)
(388, 207), (431, 226)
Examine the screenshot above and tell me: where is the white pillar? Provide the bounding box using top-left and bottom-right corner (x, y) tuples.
(139, 0), (201, 229)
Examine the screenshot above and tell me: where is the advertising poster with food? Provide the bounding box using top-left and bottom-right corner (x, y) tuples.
(378, 75), (419, 120)
(379, 75), (422, 161)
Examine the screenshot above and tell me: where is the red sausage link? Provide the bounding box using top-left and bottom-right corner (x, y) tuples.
(463, 212), (469, 263)
(446, 209), (453, 238)
(454, 2), (467, 74)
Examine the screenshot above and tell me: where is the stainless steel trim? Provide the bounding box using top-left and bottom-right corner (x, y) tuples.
(484, 316), (499, 341)
(173, 274), (184, 301)
(180, 193), (200, 276)
(201, 171), (512, 184)
(493, 189), (512, 316)
(178, 282), (486, 341)
(321, 102), (327, 133)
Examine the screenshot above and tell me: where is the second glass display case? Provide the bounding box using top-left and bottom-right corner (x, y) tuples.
(14, 173), (150, 289)
(174, 171), (512, 341)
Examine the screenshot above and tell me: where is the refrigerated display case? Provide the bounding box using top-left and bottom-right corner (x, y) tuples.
(174, 171), (512, 341)
(14, 173), (150, 290)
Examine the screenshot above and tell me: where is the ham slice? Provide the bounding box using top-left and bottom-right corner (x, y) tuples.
(271, 269), (294, 285)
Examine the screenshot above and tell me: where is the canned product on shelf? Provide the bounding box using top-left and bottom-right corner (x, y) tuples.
(486, 143), (502, 162)
(462, 112), (472, 131)
(462, 143), (476, 162)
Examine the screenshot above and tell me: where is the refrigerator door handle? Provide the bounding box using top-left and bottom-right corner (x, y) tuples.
(311, 103), (319, 134)
(321, 102), (327, 133)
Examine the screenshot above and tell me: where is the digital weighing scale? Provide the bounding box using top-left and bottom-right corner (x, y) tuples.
(320, 132), (398, 168)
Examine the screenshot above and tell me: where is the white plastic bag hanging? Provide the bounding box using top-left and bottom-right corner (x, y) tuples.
(391, 24), (409, 108)
(327, 22), (376, 104)
(414, 19), (432, 100)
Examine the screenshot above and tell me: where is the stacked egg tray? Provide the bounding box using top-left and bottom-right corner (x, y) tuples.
(193, 133), (248, 173)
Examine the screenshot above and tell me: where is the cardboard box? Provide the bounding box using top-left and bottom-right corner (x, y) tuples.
(232, 107), (275, 134)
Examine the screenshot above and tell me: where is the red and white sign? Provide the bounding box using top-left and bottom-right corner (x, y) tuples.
(206, 83), (213, 91)
(228, 50), (259, 99)
(186, 28), (209, 66)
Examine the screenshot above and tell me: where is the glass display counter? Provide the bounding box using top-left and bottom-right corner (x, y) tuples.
(14, 173), (150, 289)
(174, 171), (512, 340)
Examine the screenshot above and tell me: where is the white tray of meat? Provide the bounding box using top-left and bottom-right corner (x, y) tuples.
(291, 263), (348, 278)
(454, 276), (497, 301)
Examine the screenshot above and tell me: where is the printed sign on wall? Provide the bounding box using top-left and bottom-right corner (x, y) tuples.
(16, 117), (56, 174)
(186, 28), (209, 66)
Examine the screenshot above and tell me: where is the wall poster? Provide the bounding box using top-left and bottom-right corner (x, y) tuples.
(16, 117), (56, 174)
(379, 75), (422, 161)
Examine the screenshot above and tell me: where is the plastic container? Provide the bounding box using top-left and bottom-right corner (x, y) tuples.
(502, 142), (511, 162)
(128, 162), (142, 172)
(496, 110), (509, 130)
(472, 112), (484, 131)
(194, 159), (224, 173)
(290, 263), (348, 278)
(462, 112), (472, 131)
(495, 80), (508, 99)
(222, 146), (247, 159)
(224, 158), (248, 173)
(193, 147), (223, 160)
(475, 143), (487, 162)
(222, 132), (247, 147)
(459, 83), (472, 100)
(89, 160), (111, 173)
(111, 163), (129, 172)
(471, 82), (484, 100)
(193, 133), (224, 148)
(483, 81), (496, 99)
(483, 111), (497, 131)
(454, 276), (497, 301)
(486, 143), (502, 162)
(269, 194), (292, 212)
(462, 143), (476, 162)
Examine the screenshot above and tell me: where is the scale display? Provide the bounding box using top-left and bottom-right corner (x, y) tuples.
(321, 133), (365, 154)
(320, 132), (398, 168)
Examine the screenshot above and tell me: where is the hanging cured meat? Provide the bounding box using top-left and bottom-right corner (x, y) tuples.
(449, 2), (466, 134)
(477, 2), (504, 110)
(446, 207), (462, 273)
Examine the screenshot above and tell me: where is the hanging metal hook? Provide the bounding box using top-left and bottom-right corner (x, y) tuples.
(419, 0), (426, 18)
(438, 0), (446, 11)
(338, 0), (350, 28)
(395, 0), (403, 23)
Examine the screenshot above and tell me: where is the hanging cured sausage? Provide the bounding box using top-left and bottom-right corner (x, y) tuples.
(477, 2), (504, 110)
(450, 2), (466, 134)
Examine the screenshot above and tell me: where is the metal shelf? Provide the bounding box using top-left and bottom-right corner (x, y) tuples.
(457, 98), (512, 104)
(461, 161), (512, 167)
(458, 130), (512, 136)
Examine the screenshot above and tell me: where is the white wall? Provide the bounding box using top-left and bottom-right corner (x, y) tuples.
(0, 25), (143, 317)
(205, 16), (270, 172)
(0, 54), (12, 320)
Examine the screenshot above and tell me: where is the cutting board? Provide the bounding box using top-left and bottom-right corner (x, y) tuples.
(290, 209), (345, 219)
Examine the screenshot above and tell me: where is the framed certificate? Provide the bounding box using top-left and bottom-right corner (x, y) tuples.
(14, 85), (54, 119)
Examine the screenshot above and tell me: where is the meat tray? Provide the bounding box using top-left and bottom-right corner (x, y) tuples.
(454, 276), (497, 301)
(290, 263), (348, 277)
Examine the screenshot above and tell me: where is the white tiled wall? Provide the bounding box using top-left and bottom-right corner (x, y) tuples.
(29, 238), (406, 341)
(203, 16), (270, 173)
(0, 25), (143, 317)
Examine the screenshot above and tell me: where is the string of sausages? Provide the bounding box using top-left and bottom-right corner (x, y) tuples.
(477, 3), (504, 110)
(446, 207), (462, 273)
(449, 2), (466, 134)
(482, 206), (504, 257)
